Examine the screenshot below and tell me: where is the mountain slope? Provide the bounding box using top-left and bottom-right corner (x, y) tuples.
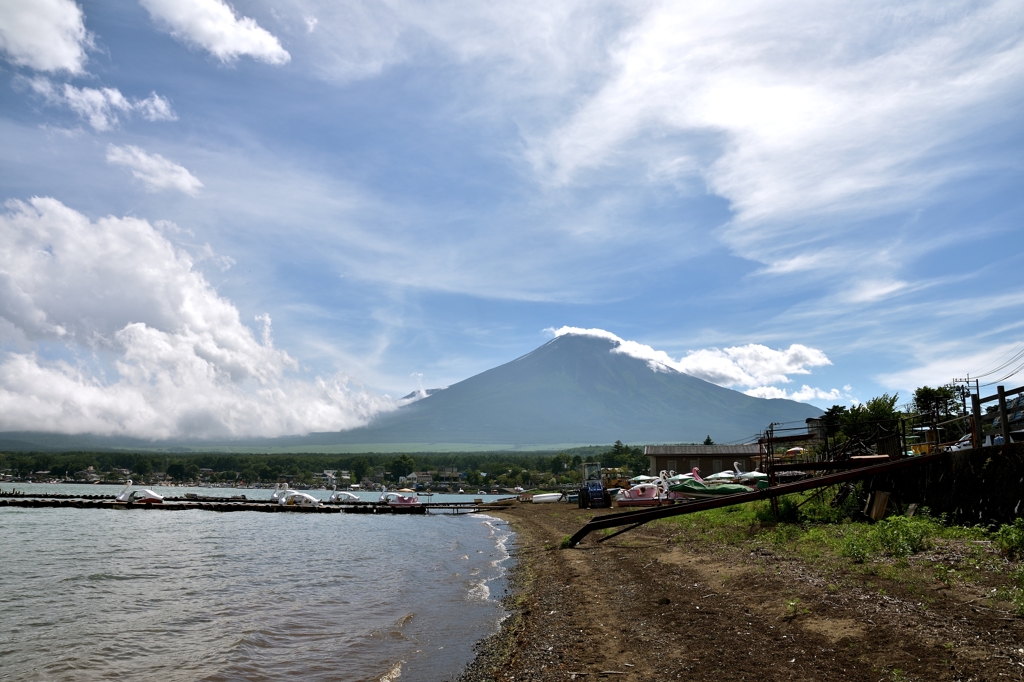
(0, 334), (823, 451)
(305, 333), (821, 446)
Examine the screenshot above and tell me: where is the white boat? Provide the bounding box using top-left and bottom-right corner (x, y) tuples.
(270, 483), (299, 502)
(278, 490), (321, 507)
(328, 486), (361, 503)
(115, 480), (164, 504)
(732, 461), (769, 483)
(531, 492), (563, 503)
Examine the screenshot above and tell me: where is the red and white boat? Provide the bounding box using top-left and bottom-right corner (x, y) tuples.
(379, 491), (422, 506)
(615, 481), (665, 507)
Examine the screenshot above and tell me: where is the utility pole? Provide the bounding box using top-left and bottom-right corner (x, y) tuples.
(953, 376), (981, 448)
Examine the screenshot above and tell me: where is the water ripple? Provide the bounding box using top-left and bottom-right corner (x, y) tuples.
(0, 501), (511, 682)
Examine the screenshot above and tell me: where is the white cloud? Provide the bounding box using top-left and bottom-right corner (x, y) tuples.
(878, 341), (1024, 396)
(550, 326), (835, 393)
(0, 0), (92, 74)
(106, 145), (203, 195)
(744, 385), (846, 402)
(140, 0), (290, 65)
(28, 78), (177, 131)
(0, 197), (394, 438)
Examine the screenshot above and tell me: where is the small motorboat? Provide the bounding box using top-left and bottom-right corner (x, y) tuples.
(115, 480), (164, 504)
(530, 492), (562, 503)
(379, 491), (421, 506)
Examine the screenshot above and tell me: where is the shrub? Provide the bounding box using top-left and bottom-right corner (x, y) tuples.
(840, 531), (874, 563)
(875, 515), (933, 557)
(994, 519), (1024, 559)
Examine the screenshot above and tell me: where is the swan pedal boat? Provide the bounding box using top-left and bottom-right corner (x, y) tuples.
(275, 485), (322, 507)
(327, 486), (361, 503)
(615, 482), (665, 507)
(379, 491), (422, 506)
(668, 467), (761, 499)
(115, 480), (164, 504)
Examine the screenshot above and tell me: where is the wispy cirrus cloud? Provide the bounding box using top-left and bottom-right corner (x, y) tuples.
(0, 0), (93, 74)
(28, 77), (176, 131)
(106, 145), (203, 195)
(140, 0), (290, 65)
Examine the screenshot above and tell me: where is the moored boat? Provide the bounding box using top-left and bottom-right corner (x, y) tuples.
(380, 491), (421, 506)
(667, 468), (759, 499)
(279, 491), (322, 506)
(615, 482), (664, 507)
(114, 480), (164, 504)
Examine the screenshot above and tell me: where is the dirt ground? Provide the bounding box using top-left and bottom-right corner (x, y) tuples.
(456, 503), (1024, 682)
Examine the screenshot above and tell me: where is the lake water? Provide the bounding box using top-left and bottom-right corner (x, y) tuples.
(0, 483), (513, 681)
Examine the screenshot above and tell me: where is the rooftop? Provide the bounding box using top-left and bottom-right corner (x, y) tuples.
(645, 444), (760, 455)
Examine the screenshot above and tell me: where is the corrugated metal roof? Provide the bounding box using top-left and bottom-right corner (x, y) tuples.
(644, 444), (760, 455)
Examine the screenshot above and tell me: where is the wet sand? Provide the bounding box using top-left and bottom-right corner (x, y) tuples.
(457, 503), (1024, 681)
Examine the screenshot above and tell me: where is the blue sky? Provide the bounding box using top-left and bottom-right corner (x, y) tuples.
(1, 0), (1022, 439)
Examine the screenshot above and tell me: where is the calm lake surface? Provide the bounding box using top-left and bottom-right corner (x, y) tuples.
(0, 484), (513, 681)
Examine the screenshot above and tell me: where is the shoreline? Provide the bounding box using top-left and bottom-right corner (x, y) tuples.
(454, 508), (535, 682)
(453, 503), (1024, 681)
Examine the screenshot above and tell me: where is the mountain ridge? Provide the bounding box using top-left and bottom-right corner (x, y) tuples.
(0, 333), (823, 452)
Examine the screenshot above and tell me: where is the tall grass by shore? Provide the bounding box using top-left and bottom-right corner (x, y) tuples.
(646, 489), (1024, 614)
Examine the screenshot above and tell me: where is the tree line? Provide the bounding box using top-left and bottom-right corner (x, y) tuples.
(0, 441), (653, 486)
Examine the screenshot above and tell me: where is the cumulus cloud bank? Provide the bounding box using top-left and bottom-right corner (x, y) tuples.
(140, 0), (290, 65)
(0, 0), (92, 74)
(0, 197), (394, 438)
(29, 78), (176, 131)
(551, 326), (844, 401)
(106, 145), (203, 195)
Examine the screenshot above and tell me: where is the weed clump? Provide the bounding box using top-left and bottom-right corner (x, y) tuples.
(836, 514), (939, 561)
(994, 518), (1024, 558)
(876, 515), (934, 557)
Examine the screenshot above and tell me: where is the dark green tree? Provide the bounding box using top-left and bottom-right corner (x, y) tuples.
(166, 462), (186, 481)
(842, 393), (900, 440)
(389, 454), (415, 479)
(549, 453), (570, 475)
(703, 435), (714, 445)
(350, 457), (371, 483)
(913, 385), (957, 420)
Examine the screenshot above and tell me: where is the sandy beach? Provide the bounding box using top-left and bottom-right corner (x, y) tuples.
(457, 503), (1024, 681)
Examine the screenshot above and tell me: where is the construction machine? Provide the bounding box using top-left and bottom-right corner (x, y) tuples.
(578, 461), (612, 509)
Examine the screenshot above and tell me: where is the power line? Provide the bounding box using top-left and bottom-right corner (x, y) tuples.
(971, 343), (1024, 379)
(981, 357), (1024, 387)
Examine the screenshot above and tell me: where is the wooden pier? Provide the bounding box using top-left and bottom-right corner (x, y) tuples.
(0, 495), (496, 515)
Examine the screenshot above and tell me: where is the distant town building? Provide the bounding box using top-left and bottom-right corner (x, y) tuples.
(644, 444), (762, 476)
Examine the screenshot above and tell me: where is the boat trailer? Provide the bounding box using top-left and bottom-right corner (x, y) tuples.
(566, 451), (947, 547)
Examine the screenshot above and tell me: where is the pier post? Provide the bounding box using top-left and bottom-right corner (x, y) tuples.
(997, 386), (1010, 445)
(971, 392), (982, 448)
